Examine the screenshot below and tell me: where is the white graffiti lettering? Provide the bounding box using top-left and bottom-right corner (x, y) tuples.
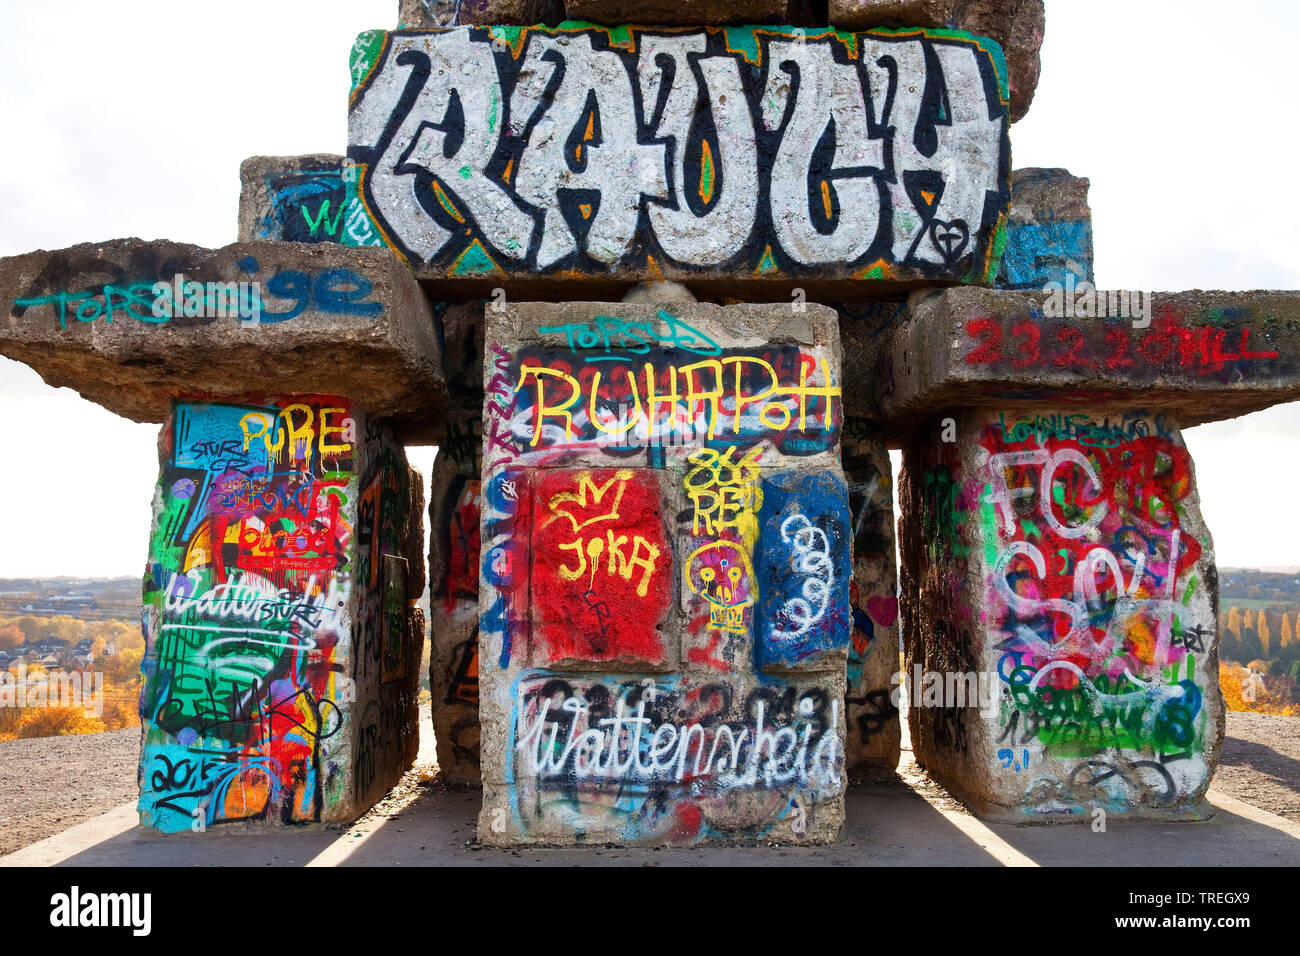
(771, 513), (834, 638)
(347, 27), (1009, 277)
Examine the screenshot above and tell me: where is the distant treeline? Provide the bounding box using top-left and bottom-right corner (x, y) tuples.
(1220, 568), (1300, 603)
(0, 577), (141, 622)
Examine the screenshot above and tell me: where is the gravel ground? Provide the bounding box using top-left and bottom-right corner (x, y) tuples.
(1214, 711), (1300, 823)
(0, 727), (139, 856)
(0, 711), (1296, 857)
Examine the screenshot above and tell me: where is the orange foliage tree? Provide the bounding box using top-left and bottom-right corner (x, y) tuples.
(17, 706), (106, 737)
(1219, 662), (1299, 716)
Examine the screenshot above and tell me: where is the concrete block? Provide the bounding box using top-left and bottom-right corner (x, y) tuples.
(0, 239), (446, 444)
(426, 304), (489, 784)
(996, 168), (1093, 291)
(138, 397), (426, 831)
(428, 432), (484, 784)
(478, 301), (852, 845)
(563, 0), (786, 25)
(837, 310), (902, 777)
(898, 407), (1223, 823)
(238, 155), (386, 248)
(347, 25), (1011, 293)
(829, 0), (950, 27)
(880, 287), (1300, 431)
(842, 416), (901, 778)
(483, 671), (846, 845)
(828, 0), (1043, 122)
(398, 0), (564, 27)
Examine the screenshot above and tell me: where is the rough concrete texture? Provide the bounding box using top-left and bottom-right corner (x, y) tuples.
(829, 0), (950, 26)
(478, 301), (852, 845)
(139, 397), (427, 831)
(398, 0), (564, 27)
(835, 311), (902, 777)
(898, 407), (1224, 823)
(996, 167), (1093, 291)
(238, 155), (386, 248)
(347, 26), (1010, 292)
(621, 281), (698, 305)
(0, 239), (446, 444)
(841, 416), (901, 779)
(879, 287), (1300, 433)
(428, 445), (483, 785)
(838, 299), (905, 423)
(827, 0), (1043, 122)
(563, 0), (786, 24)
(427, 302), (488, 785)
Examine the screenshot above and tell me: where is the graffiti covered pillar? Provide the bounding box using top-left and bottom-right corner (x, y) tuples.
(0, 238), (447, 831)
(478, 302), (853, 845)
(883, 287), (1300, 821)
(427, 302), (488, 784)
(141, 397), (427, 830)
(839, 311), (904, 779)
(899, 408), (1223, 821)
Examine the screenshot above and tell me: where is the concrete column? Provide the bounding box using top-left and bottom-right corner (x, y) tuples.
(139, 396), (427, 831)
(842, 417), (901, 778)
(836, 304), (905, 778)
(0, 238), (448, 831)
(477, 302), (853, 845)
(427, 303), (487, 785)
(899, 407), (1223, 821)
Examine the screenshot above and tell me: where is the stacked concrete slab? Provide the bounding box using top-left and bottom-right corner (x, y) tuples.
(874, 286), (1298, 820)
(7, 0), (1297, 845)
(478, 301), (852, 844)
(344, 22), (1013, 294)
(0, 240), (440, 831)
(996, 169), (1093, 291)
(827, 0), (1044, 122)
(339, 3), (1013, 831)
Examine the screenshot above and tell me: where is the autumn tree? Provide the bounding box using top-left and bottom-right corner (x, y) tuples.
(103, 647), (144, 683)
(1227, 606), (1242, 637)
(13, 616), (41, 642)
(1220, 662), (1299, 716)
(1258, 610), (1272, 657)
(42, 617), (86, 644)
(0, 624), (23, 651)
(17, 707), (105, 738)
(1283, 613), (1295, 651)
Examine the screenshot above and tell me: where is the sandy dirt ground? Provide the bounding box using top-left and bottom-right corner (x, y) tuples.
(0, 726), (139, 856)
(1212, 712), (1300, 823)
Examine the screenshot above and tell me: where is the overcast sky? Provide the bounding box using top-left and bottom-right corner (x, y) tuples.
(0, 0), (1297, 577)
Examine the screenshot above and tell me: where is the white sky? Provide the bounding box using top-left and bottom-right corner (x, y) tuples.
(0, 0), (1297, 576)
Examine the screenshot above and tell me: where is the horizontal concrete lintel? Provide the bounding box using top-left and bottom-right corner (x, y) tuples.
(880, 287), (1300, 431)
(0, 238), (447, 444)
(347, 24), (1011, 287)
